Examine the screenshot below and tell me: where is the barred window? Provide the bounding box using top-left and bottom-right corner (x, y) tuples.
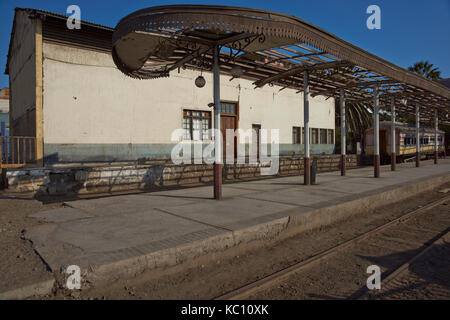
(292, 127), (301, 144)
(327, 129), (334, 144)
(320, 129), (327, 144)
(311, 128), (319, 144)
(183, 110), (211, 141)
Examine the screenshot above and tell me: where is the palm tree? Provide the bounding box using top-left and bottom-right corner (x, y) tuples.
(335, 101), (372, 153)
(408, 61), (441, 81)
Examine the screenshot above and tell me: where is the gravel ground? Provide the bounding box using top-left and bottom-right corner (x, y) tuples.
(251, 197), (450, 300)
(368, 229), (450, 300)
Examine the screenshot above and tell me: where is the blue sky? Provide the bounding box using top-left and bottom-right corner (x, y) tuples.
(0, 0), (449, 89)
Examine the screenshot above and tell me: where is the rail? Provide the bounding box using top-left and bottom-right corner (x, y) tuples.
(0, 136), (37, 169)
(214, 194), (450, 300)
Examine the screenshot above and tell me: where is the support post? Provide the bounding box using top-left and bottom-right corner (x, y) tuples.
(340, 89), (346, 176)
(434, 109), (438, 164)
(416, 104), (420, 168)
(303, 71), (310, 185)
(391, 97), (396, 171)
(35, 19), (44, 167)
(213, 46), (222, 200)
(373, 87), (380, 178)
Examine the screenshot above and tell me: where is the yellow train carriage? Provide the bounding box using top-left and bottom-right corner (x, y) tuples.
(364, 122), (445, 162)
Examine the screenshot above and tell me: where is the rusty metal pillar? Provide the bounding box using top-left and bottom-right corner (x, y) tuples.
(213, 45), (222, 200)
(391, 97), (396, 171)
(303, 71), (310, 185)
(340, 88), (346, 176)
(374, 87), (380, 178)
(434, 109), (438, 165)
(416, 104), (420, 168)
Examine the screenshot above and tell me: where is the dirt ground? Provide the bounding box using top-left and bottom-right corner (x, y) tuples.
(0, 193), (60, 292)
(1, 182), (449, 300)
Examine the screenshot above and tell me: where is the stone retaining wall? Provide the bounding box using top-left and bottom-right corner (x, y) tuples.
(3, 154), (357, 196)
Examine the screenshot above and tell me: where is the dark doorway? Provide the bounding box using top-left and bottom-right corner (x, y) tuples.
(252, 124), (261, 162)
(380, 130), (387, 154)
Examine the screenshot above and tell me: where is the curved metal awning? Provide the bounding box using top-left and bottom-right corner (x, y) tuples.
(112, 5), (450, 123)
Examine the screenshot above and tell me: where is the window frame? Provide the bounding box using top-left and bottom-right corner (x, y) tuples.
(292, 126), (302, 145)
(182, 109), (212, 141)
(327, 129), (334, 144)
(311, 128), (319, 144)
(319, 129), (327, 144)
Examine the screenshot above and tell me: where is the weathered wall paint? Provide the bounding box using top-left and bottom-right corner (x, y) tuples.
(41, 42), (335, 162)
(43, 143), (335, 163)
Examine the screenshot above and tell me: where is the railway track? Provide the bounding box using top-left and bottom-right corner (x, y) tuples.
(353, 227), (450, 300)
(214, 194), (450, 300)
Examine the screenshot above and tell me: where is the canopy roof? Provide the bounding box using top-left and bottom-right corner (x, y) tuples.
(112, 5), (450, 123)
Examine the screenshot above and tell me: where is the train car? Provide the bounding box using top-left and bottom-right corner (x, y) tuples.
(364, 121), (445, 163)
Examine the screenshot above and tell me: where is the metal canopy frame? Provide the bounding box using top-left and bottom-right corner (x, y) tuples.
(112, 5), (449, 198)
(112, 5), (450, 123)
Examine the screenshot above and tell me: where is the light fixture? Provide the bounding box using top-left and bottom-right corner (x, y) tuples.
(195, 75), (206, 88)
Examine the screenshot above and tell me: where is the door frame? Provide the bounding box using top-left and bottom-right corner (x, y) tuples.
(220, 101), (239, 160)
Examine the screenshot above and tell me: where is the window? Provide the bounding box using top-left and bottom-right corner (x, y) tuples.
(404, 136), (411, 146)
(422, 137), (429, 145)
(292, 127), (301, 144)
(327, 129), (334, 144)
(220, 103), (237, 115)
(320, 129), (327, 144)
(183, 110), (211, 141)
(311, 128), (319, 144)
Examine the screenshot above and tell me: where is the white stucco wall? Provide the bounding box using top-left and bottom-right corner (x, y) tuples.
(0, 99), (9, 114)
(42, 42), (335, 145)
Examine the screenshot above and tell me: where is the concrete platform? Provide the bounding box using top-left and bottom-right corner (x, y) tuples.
(26, 160), (450, 284)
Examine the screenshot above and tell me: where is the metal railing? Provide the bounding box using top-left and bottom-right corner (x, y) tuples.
(0, 136), (37, 168)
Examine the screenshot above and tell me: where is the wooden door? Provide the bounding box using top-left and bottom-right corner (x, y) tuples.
(221, 115), (236, 161)
(380, 130), (387, 154)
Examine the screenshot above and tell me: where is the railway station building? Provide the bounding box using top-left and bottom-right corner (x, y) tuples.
(5, 8), (335, 165)
(2, 6), (449, 199)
